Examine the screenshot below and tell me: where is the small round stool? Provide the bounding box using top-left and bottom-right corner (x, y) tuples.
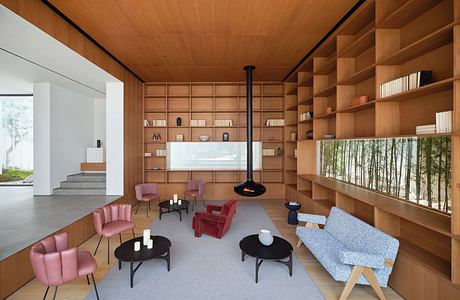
(285, 202), (301, 225)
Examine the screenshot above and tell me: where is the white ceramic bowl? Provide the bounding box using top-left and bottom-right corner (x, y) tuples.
(199, 135), (210, 142)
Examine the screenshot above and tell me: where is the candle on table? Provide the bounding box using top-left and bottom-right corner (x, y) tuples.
(143, 229), (150, 246)
(147, 239), (153, 249)
(173, 194), (178, 203)
(134, 241), (140, 252)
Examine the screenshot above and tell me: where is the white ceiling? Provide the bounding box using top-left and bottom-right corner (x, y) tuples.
(0, 5), (120, 98)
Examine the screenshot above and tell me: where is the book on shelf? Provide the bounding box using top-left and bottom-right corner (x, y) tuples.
(214, 119), (233, 127)
(144, 152), (152, 157)
(144, 120), (151, 127)
(416, 124), (436, 135)
(379, 70), (432, 98)
(148, 119), (166, 127)
(299, 112), (313, 121)
(155, 149), (167, 157)
(262, 148), (275, 156)
(265, 119), (285, 126)
(190, 119), (207, 127)
(294, 149), (297, 158)
(435, 111), (452, 133)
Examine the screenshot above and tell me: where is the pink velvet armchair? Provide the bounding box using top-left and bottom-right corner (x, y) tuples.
(192, 199), (238, 239)
(30, 232), (99, 300)
(184, 180), (206, 211)
(93, 204), (135, 264)
(135, 183), (161, 217)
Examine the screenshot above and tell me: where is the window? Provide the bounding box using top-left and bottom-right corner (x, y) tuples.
(167, 142), (261, 171)
(319, 137), (451, 214)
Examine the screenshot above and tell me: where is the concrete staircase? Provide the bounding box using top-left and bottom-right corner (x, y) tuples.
(53, 173), (106, 195)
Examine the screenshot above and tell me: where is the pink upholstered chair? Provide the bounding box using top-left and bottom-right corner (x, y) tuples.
(30, 232), (99, 300)
(135, 183), (161, 217)
(184, 180), (206, 211)
(93, 203), (135, 264)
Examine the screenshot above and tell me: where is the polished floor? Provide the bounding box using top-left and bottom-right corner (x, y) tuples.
(8, 200), (402, 299)
(0, 186), (119, 260)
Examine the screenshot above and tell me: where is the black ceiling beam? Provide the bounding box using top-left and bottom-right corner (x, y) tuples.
(282, 0), (366, 82)
(41, 0), (144, 83)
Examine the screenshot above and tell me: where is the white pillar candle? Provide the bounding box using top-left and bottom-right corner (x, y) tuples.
(169, 199), (173, 205)
(143, 229), (150, 246)
(134, 241), (141, 252)
(178, 199), (182, 205)
(147, 239), (153, 249)
(173, 194), (178, 203)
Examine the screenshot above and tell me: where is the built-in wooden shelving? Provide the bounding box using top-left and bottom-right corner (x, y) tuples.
(284, 0), (460, 298)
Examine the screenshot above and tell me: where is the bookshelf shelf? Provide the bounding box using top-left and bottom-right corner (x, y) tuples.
(315, 111), (337, 119)
(298, 73), (313, 87)
(377, 0), (443, 29)
(339, 100), (376, 113)
(339, 64), (375, 85)
(299, 119), (313, 123)
(378, 23), (454, 65)
(339, 28), (375, 58)
(298, 95), (314, 105)
(286, 87), (297, 95)
(377, 78), (455, 103)
(314, 56), (337, 75)
(315, 84), (337, 97)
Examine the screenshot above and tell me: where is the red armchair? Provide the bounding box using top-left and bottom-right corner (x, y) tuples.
(93, 204), (135, 264)
(192, 199), (238, 239)
(30, 232), (99, 299)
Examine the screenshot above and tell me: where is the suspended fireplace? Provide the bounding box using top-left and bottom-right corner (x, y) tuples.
(234, 65), (266, 197)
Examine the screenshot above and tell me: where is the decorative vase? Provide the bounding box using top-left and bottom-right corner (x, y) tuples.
(306, 130), (314, 140)
(176, 117), (182, 126)
(258, 229), (273, 246)
(223, 132), (229, 141)
(326, 106), (333, 114)
(96, 139), (101, 148)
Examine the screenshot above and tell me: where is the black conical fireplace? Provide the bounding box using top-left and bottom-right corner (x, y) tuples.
(234, 65), (266, 197)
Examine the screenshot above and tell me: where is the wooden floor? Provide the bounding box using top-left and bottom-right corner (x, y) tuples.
(7, 200), (402, 300)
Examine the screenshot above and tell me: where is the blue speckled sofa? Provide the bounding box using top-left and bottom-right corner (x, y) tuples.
(296, 207), (399, 300)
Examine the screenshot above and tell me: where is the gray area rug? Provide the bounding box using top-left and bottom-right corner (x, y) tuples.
(86, 201), (324, 300)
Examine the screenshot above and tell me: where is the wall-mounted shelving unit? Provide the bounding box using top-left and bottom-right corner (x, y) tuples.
(143, 82), (285, 200)
(284, 0), (460, 298)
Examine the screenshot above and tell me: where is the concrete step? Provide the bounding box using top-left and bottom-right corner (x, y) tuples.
(67, 173), (106, 182)
(53, 188), (106, 196)
(60, 181), (106, 188)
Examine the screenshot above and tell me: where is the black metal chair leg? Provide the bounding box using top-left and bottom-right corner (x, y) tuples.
(94, 235), (103, 256)
(52, 286), (58, 300)
(91, 273), (100, 300)
(86, 275), (90, 285)
(201, 195), (206, 207)
(131, 228), (135, 238)
(43, 286), (49, 300)
(146, 201), (149, 217)
(119, 233), (122, 244)
(148, 201), (150, 210)
(135, 202), (141, 214)
(107, 236), (110, 264)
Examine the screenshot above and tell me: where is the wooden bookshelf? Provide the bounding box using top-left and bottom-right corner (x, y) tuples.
(143, 82), (285, 200)
(283, 0), (460, 298)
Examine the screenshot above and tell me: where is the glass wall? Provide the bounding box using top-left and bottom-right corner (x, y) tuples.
(0, 96), (33, 185)
(320, 136), (451, 214)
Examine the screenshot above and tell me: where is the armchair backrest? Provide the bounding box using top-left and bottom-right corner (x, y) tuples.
(221, 199), (237, 218)
(198, 181), (206, 195)
(93, 204), (132, 235)
(30, 232), (78, 286)
(135, 183), (158, 200)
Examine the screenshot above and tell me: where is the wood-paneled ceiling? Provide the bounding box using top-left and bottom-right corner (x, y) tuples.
(47, 0), (357, 82)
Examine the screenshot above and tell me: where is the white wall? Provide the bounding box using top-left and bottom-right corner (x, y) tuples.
(94, 98), (106, 147)
(106, 82), (123, 196)
(33, 83), (96, 195)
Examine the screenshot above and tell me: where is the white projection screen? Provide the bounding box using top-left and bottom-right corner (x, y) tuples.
(167, 142), (262, 171)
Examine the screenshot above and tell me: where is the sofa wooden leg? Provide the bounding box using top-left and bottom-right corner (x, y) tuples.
(339, 266), (363, 300)
(363, 267), (386, 300)
(296, 239), (302, 247)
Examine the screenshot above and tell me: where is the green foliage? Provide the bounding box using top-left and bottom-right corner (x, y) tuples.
(320, 137), (451, 214)
(0, 168), (33, 182)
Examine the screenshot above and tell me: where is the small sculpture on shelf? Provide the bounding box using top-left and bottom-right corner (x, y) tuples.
(153, 133), (161, 141)
(276, 147), (282, 156)
(223, 132), (229, 141)
(326, 106), (333, 114)
(176, 117), (182, 126)
(306, 130), (313, 140)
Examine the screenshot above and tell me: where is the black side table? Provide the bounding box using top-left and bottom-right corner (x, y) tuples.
(285, 202), (301, 225)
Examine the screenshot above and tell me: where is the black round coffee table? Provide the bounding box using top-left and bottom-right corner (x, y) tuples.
(239, 234), (293, 283)
(159, 200), (189, 221)
(114, 235), (171, 288)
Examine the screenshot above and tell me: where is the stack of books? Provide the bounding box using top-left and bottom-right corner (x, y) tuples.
(155, 149), (167, 157)
(144, 152), (153, 157)
(265, 119), (285, 126)
(262, 148), (275, 156)
(416, 124), (436, 135)
(215, 119), (233, 127)
(379, 70), (432, 98)
(294, 149), (297, 158)
(436, 111), (453, 133)
(147, 120), (166, 127)
(299, 112), (313, 121)
(190, 119), (206, 127)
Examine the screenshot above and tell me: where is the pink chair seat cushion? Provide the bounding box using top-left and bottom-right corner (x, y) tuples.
(77, 251), (97, 277)
(101, 220), (134, 237)
(142, 193), (160, 201)
(186, 189), (199, 196)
